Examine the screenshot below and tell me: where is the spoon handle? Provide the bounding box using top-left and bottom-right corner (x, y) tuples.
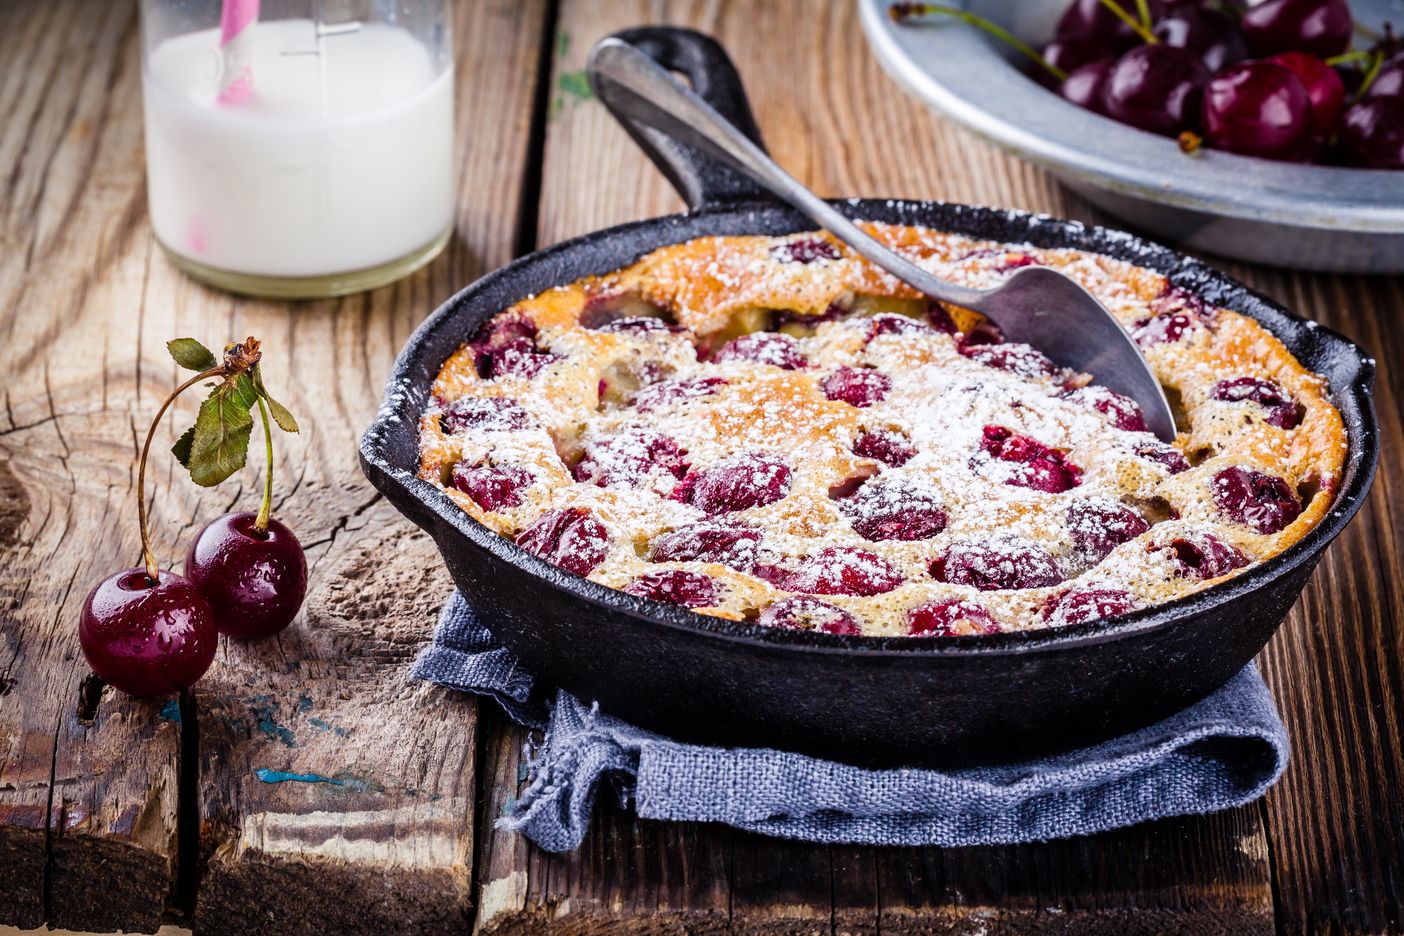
(587, 38), (987, 309)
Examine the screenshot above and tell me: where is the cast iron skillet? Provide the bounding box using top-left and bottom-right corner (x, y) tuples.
(360, 27), (1379, 767)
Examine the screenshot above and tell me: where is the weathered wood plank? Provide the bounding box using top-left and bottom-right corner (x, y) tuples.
(188, 1), (549, 934)
(0, 1), (185, 930)
(474, 1), (1279, 933)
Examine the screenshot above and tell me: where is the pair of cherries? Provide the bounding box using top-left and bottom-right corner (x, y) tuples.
(79, 339), (306, 697)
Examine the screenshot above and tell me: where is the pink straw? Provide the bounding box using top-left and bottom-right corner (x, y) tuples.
(217, 0), (258, 105)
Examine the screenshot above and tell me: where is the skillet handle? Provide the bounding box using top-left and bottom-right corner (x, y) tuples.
(588, 28), (771, 209)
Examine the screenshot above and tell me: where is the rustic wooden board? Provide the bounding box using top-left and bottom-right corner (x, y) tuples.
(470, 1), (1280, 933)
(0, 0), (547, 932)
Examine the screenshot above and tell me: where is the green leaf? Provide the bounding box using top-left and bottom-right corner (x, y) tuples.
(167, 338), (217, 371)
(171, 426), (195, 468)
(251, 365), (299, 433)
(187, 374), (259, 486)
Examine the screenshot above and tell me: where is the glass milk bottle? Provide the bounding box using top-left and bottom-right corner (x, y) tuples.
(139, 0), (455, 298)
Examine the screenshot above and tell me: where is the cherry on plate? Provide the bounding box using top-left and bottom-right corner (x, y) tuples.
(1103, 45), (1211, 137)
(1061, 60), (1115, 115)
(184, 512), (308, 640)
(79, 568), (218, 696)
(1339, 97), (1404, 170)
(1201, 61), (1313, 160)
(1268, 51), (1346, 138)
(1154, 7), (1249, 71)
(1240, 0), (1353, 59)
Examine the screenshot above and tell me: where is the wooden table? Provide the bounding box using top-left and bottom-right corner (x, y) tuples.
(1, 1), (1401, 933)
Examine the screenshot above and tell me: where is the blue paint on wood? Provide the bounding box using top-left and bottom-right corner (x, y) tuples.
(158, 699), (181, 723)
(255, 768), (343, 785)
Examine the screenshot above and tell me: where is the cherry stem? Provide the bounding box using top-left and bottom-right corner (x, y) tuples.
(1133, 0), (1152, 31)
(1097, 0), (1158, 44)
(1326, 50), (1374, 66)
(888, 4), (1067, 81)
(1354, 49), (1386, 102)
(137, 366), (224, 583)
(254, 396), (274, 536)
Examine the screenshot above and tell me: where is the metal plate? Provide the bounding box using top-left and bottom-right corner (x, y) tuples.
(860, 0), (1404, 272)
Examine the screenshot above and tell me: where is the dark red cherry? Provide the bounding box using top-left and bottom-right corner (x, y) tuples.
(1211, 377), (1300, 429)
(1042, 586), (1137, 628)
(452, 462), (533, 511)
(781, 547), (904, 597)
(821, 366), (891, 408)
(1149, 282), (1208, 318)
(926, 303), (960, 334)
(597, 316), (676, 335)
(1212, 466), (1302, 533)
(759, 595), (861, 635)
(771, 238), (842, 264)
(1103, 45), (1211, 137)
(673, 453), (792, 514)
(1061, 60), (1116, 114)
(1241, 0), (1352, 58)
(1364, 53), (1404, 100)
(633, 376), (727, 412)
(1055, 0), (1139, 44)
(853, 429), (917, 466)
(649, 520), (762, 569)
(1154, 7), (1249, 71)
(1067, 499), (1150, 565)
(1044, 39), (1115, 76)
(440, 396), (531, 433)
(1131, 312), (1201, 347)
(516, 508), (609, 576)
(1135, 441), (1191, 474)
(977, 426), (1082, 493)
(471, 316), (558, 379)
(907, 598), (999, 637)
(958, 318), (1004, 347)
(959, 342), (1059, 379)
(622, 569), (718, 608)
(931, 536), (1063, 591)
(1268, 52), (1346, 138)
(837, 479), (948, 542)
(1339, 97), (1404, 170)
(184, 512), (307, 640)
(713, 332), (807, 369)
(866, 313), (935, 342)
(573, 429), (689, 489)
(79, 569), (217, 696)
(1161, 532), (1249, 579)
(1058, 385), (1147, 432)
(1202, 61), (1313, 160)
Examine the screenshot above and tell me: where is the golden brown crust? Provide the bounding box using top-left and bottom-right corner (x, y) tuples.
(418, 224), (1346, 637)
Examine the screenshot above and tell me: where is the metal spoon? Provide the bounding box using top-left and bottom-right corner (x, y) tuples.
(587, 37), (1177, 442)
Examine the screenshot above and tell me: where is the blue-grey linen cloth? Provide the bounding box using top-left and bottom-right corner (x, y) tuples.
(413, 591), (1288, 853)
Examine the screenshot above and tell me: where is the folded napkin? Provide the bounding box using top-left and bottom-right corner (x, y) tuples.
(413, 591), (1288, 853)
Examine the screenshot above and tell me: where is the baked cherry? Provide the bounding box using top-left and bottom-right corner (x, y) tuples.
(622, 569), (718, 608)
(79, 569), (217, 696)
(1339, 97), (1404, 170)
(837, 479), (948, 542)
(853, 429), (917, 467)
(907, 598), (999, 637)
(516, 507), (610, 576)
(1061, 60), (1116, 114)
(1103, 45), (1211, 137)
(648, 520), (762, 568)
(1201, 62), (1313, 160)
(1042, 586), (1137, 628)
(958, 318), (1005, 347)
(821, 366), (891, 407)
(976, 425), (1083, 493)
(781, 547), (905, 597)
(673, 453), (792, 514)
(1241, 0), (1352, 58)
(633, 376), (727, 412)
(1132, 312), (1201, 347)
(185, 513), (308, 640)
(472, 316), (558, 379)
(1067, 499), (1150, 565)
(771, 238), (841, 264)
(759, 596), (861, 635)
(573, 428), (689, 489)
(1268, 52), (1346, 138)
(931, 536), (1063, 591)
(1135, 441), (1191, 474)
(1161, 532), (1249, 579)
(713, 332), (807, 369)
(440, 396), (531, 433)
(866, 313), (935, 342)
(1058, 385), (1147, 432)
(452, 462), (533, 511)
(598, 316), (675, 334)
(959, 342), (1059, 379)
(1211, 377), (1300, 429)
(1212, 466), (1303, 534)
(926, 303), (960, 334)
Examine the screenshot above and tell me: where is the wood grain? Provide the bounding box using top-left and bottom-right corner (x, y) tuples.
(472, 1), (1279, 932)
